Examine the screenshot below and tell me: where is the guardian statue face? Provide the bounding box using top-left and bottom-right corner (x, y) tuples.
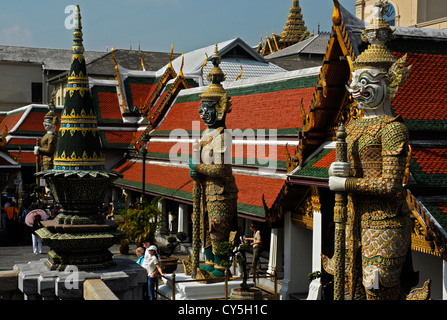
(347, 68), (388, 110)
(43, 117), (56, 132)
(198, 100), (218, 127)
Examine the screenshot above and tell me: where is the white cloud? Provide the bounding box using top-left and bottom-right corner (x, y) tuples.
(0, 25), (35, 46)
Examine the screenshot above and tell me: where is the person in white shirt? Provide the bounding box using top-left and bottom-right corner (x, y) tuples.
(146, 245), (165, 300)
(141, 238), (152, 270)
(245, 223), (262, 274)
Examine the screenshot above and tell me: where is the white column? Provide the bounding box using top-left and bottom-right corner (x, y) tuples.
(267, 228), (284, 278)
(306, 208), (322, 300)
(443, 260), (447, 300)
(280, 211), (293, 300)
(279, 211), (312, 300)
(178, 204), (190, 240)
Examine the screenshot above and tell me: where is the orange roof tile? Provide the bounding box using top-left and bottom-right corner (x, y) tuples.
(97, 91), (122, 120)
(312, 149), (336, 169)
(102, 130), (137, 147)
(115, 160), (285, 213)
(0, 111), (25, 133)
(412, 147), (447, 175)
(155, 87), (314, 133)
(129, 83), (157, 109)
(392, 52), (447, 123)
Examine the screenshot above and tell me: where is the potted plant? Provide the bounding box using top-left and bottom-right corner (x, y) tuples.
(214, 241), (233, 270)
(117, 197), (163, 249)
(160, 231), (187, 273)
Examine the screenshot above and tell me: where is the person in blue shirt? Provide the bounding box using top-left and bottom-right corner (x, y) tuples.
(136, 247), (145, 265)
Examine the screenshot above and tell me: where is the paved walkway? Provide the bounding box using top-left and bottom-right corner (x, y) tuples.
(0, 242), (191, 272)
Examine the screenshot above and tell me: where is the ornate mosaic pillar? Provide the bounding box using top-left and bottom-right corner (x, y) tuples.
(35, 6), (123, 271)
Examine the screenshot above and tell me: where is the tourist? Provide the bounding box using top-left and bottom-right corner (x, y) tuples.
(137, 243), (149, 300)
(32, 215), (44, 254)
(141, 238), (151, 269)
(146, 245), (165, 300)
(246, 223), (262, 274)
(136, 247), (145, 265)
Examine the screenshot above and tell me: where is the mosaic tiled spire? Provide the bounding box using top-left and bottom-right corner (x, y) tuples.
(279, 0), (308, 46)
(53, 5), (105, 171)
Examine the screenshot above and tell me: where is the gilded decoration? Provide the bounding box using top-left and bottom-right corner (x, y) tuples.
(323, 0), (430, 300)
(291, 186), (320, 230)
(34, 5), (123, 271)
(256, 0), (310, 56)
(137, 44), (177, 117)
(183, 44), (239, 282)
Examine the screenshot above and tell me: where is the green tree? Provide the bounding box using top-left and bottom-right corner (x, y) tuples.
(118, 197), (163, 247)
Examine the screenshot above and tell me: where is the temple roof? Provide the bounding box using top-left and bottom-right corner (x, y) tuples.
(264, 33), (330, 71)
(265, 33), (330, 60)
(113, 67), (320, 218)
(0, 45), (104, 71)
(49, 49), (179, 82)
(160, 38), (285, 86)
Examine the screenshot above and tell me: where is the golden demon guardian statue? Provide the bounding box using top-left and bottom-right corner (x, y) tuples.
(323, 1), (429, 300)
(185, 44), (238, 281)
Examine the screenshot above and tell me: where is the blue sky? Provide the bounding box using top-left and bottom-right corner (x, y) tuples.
(0, 0), (355, 53)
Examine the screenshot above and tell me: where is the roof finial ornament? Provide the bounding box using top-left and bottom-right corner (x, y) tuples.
(206, 42), (225, 85)
(179, 53), (185, 77)
(332, 0), (342, 25)
(235, 65), (243, 81)
(200, 53), (208, 76)
(168, 44), (174, 69)
(141, 53), (145, 71)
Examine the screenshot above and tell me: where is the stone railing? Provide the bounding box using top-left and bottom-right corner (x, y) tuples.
(0, 269), (127, 300)
(0, 270), (21, 300)
(1, 257), (147, 300)
(83, 279), (119, 300)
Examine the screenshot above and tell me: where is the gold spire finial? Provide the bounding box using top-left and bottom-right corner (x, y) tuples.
(212, 41), (219, 60)
(205, 42), (232, 120)
(199, 42), (228, 106)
